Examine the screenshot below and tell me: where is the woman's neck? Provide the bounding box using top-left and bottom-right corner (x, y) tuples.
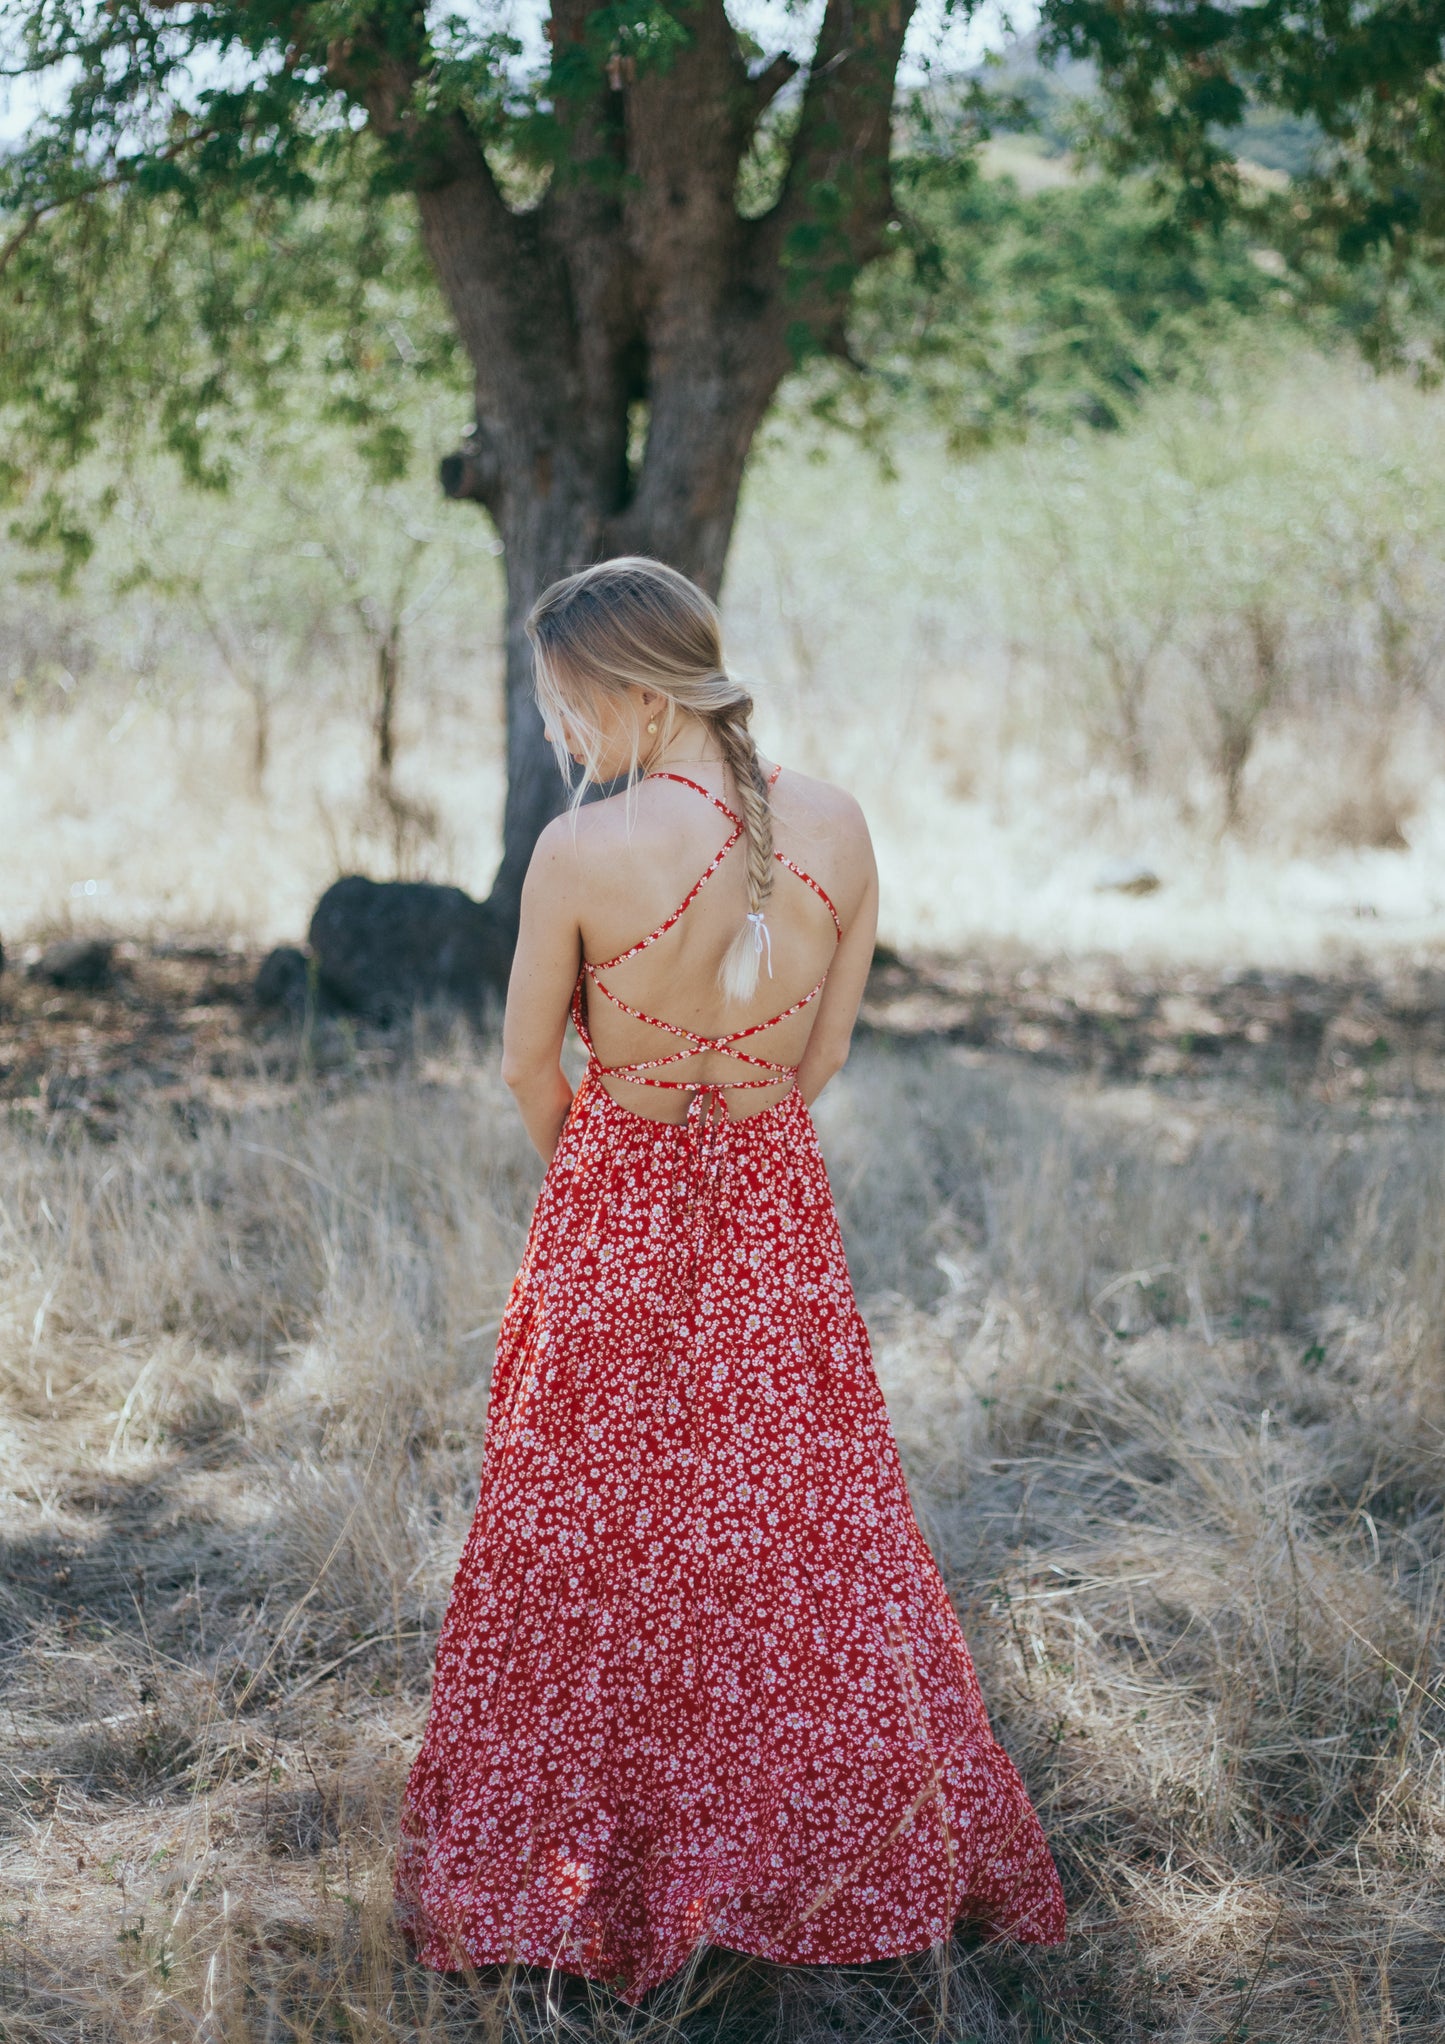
(644, 726), (725, 773)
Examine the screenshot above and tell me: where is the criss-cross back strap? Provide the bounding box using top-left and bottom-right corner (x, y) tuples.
(655, 769), (843, 934)
(570, 968), (831, 1091)
(590, 966), (831, 1049)
(585, 817), (741, 975)
(571, 758), (847, 1093)
(776, 856), (843, 936)
(582, 763), (780, 974)
(651, 765), (777, 817)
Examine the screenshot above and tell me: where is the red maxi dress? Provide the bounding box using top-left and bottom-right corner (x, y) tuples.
(395, 769), (1066, 2000)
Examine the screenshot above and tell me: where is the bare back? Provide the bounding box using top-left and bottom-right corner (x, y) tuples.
(568, 761), (875, 1123)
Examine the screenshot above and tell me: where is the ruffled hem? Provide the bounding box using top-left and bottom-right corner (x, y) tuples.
(396, 1899), (1066, 2007)
(394, 1687), (1068, 2006)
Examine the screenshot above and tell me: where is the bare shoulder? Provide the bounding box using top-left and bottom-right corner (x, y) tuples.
(766, 763), (875, 924)
(523, 808), (596, 900)
(526, 787), (675, 906)
(532, 794), (637, 866)
(768, 763), (873, 855)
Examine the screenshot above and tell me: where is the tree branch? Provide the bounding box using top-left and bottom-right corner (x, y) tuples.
(308, 3), (560, 432)
(539, 0), (635, 439)
(623, 0), (755, 299)
(761, 0), (920, 335)
(314, 7), (505, 214)
(748, 52), (800, 126)
(0, 123), (225, 280)
(0, 202), (57, 280)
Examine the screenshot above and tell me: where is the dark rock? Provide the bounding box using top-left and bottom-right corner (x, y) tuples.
(254, 945), (314, 1014)
(306, 875), (506, 1022)
(30, 937), (114, 989)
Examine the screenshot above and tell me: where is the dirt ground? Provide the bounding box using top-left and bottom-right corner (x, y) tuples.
(5, 938), (1444, 1139)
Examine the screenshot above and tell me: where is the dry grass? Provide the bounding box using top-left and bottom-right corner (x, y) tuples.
(2, 1023), (1442, 2041)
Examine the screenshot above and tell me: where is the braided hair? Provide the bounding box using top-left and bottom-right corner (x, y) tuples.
(711, 700), (774, 1000)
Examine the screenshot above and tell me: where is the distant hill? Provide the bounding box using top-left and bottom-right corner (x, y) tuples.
(970, 32), (1320, 180)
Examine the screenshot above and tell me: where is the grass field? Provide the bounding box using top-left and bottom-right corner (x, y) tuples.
(1, 998), (1442, 2041)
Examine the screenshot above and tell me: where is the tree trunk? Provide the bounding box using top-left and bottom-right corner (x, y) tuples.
(485, 488), (603, 935)
(421, 135), (787, 958)
(331, 0), (918, 991)
(374, 623), (400, 784)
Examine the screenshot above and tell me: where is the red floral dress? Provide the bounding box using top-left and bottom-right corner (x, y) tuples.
(394, 773), (1066, 2001)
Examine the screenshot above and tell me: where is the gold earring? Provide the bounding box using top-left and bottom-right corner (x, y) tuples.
(646, 718), (658, 735)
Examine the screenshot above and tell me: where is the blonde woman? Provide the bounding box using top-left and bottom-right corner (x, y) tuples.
(395, 558), (1065, 2000)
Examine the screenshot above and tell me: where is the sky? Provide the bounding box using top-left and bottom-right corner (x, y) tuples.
(0, 0), (1030, 149)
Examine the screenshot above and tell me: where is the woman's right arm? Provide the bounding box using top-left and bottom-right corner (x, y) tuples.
(500, 817), (585, 1162)
(795, 801), (878, 1107)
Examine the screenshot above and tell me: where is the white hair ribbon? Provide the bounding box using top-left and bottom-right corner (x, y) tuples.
(746, 910), (773, 978)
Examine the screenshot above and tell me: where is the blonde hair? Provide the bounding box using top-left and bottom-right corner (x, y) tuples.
(525, 556), (775, 1001)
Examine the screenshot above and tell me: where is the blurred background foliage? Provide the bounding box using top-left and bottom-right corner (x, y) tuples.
(0, 146), (466, 570)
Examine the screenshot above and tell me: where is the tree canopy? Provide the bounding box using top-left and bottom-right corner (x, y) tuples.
(3, 5), (1441, 532)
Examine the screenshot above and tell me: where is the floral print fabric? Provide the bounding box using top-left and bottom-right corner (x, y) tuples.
(395, 1073), (1066, 2001)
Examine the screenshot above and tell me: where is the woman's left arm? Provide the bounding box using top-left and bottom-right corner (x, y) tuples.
(500, 816), (585, 1163)
(795, 796), (878, 1106)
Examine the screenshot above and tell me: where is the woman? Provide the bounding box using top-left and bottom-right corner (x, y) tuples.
(394, 557), (1066, 2001)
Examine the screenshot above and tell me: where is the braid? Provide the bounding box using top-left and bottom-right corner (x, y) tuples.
(713, 700), (776, 1002)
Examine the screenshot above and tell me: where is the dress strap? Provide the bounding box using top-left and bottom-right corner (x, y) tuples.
(589, 964), (830, 1052)
(585, 821), (740, 975)
(570, 971), (594, 1054)
(645, 772), (742, 827)
(643, 764), (838, 928)
(573, 959), (831, 1091)
(776, 856), (843, 936)
(646, 760), (783, 832)
(583, 758), (840, 983)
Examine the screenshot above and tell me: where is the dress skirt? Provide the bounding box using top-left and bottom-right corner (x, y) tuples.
(395, 1069), (1066, 2002)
